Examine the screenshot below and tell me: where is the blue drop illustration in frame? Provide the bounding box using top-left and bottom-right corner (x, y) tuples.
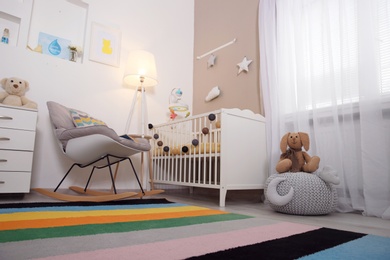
(48, 39), (61, 55)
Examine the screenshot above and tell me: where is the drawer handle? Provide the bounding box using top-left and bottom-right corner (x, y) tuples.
(0, 137), (10, 141)
(0, 116), (13, 120)
(0, 181), (4, 184)
(0, 159), (7, 162)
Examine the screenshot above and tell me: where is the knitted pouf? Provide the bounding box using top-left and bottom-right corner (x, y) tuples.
(264, 172), (338, 215)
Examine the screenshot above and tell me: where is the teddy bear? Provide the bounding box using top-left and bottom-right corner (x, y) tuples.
(275, 132), (320, 173)
(0, 77), (37, 109)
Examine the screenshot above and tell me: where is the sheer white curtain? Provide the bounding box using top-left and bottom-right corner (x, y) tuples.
(259, 0), (390, 219)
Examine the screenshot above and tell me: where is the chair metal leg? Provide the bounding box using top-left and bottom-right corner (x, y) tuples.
(127, 157), (145, 195)
(111, 162), (120, 193)
(83, 166), (97, 192)
(106, 156), (118, 194)
(54, 163), (79, 192)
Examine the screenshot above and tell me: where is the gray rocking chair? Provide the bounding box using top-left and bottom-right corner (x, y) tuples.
(33, 101), (163, 202)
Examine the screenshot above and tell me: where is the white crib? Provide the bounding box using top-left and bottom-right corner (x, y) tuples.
(150, 108), (268, 207)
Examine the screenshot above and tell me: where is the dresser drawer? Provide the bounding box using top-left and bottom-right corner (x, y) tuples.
(0, 106), (37, 131)
(0, 150), (33, 171)
(0, 128), (36, 151)
(0, 172), (31, 193)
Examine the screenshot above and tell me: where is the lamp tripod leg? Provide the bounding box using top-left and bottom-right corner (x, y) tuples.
(125, 87), (140, 133)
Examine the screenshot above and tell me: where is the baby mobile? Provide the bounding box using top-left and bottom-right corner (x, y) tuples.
(168, 88), (190, 120)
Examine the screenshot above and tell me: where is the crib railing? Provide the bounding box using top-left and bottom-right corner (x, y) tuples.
(150, 110), (222, 188)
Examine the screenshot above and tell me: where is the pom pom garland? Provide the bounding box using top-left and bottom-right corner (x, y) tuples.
(192, 139), (199, 146)
(208, 113), (216, 121)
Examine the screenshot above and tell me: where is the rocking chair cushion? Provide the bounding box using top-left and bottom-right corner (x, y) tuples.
(47, 101), (75, 130)
(58, 125), (120, 145)
(70, 109), (107, 127)
(47, 101), (151, 152)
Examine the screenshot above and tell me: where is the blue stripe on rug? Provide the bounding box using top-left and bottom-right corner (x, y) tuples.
(299, 234), (390, 259)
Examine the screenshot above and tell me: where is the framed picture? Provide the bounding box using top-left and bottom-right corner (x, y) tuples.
(38, 32), (71, 60)
(89, 22), (121, 67)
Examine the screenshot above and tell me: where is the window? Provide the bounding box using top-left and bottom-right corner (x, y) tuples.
(378, 0), (390, 95)
(294, 0), (390, 111)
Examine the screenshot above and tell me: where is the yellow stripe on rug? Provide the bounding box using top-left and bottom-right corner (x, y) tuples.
(0, 205), (210, 222)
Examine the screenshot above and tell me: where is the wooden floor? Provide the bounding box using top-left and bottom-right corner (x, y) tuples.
(163, 187), (390, 238)
(1, 187), (389, 237)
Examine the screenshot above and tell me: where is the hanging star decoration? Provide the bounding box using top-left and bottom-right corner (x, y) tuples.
(237, 56), (253, 75)
(207, 54), (216, 68)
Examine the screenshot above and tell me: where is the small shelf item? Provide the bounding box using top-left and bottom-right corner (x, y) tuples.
(68, 44), (83, 62)
(1, 28), (9, 44)
(0, 11), (21, 47)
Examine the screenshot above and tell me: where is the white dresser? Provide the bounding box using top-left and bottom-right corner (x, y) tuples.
(0, 104), (38, 193)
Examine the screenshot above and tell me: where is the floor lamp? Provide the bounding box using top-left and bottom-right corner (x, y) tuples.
(123, 50), (158, 190)
(123, 50), (158, 136)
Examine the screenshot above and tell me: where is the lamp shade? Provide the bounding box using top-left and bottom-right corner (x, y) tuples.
(123, 50), (158, 87)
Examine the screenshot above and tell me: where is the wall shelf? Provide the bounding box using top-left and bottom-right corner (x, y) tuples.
(27, 0), (89, 63)
(0, 0), (33, 48)
(0, 0), (88, 63)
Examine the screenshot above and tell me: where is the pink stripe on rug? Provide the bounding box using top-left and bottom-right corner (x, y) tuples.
(35, 222), (320, 260)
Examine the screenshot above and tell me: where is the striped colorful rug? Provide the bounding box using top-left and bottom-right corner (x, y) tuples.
(1, 199), (389, 259)
(0, 198), (248, 243)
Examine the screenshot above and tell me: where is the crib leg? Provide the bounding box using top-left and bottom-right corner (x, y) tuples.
(219, 188), (227, 207)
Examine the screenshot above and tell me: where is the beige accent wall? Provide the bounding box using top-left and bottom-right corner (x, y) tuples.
(193, 0), (263, 115)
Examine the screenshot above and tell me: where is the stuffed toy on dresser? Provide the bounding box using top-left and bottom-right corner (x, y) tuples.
(0, 77), (37, 109)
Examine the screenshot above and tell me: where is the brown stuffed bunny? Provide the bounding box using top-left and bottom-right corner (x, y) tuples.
(275, 132), (320, 173)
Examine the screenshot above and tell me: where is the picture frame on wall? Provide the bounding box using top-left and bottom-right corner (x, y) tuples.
(38, 32), (71, 60)
(89, 22), (121, 67)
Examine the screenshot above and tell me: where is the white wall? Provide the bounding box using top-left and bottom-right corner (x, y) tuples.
(0, 0), (194, 189)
